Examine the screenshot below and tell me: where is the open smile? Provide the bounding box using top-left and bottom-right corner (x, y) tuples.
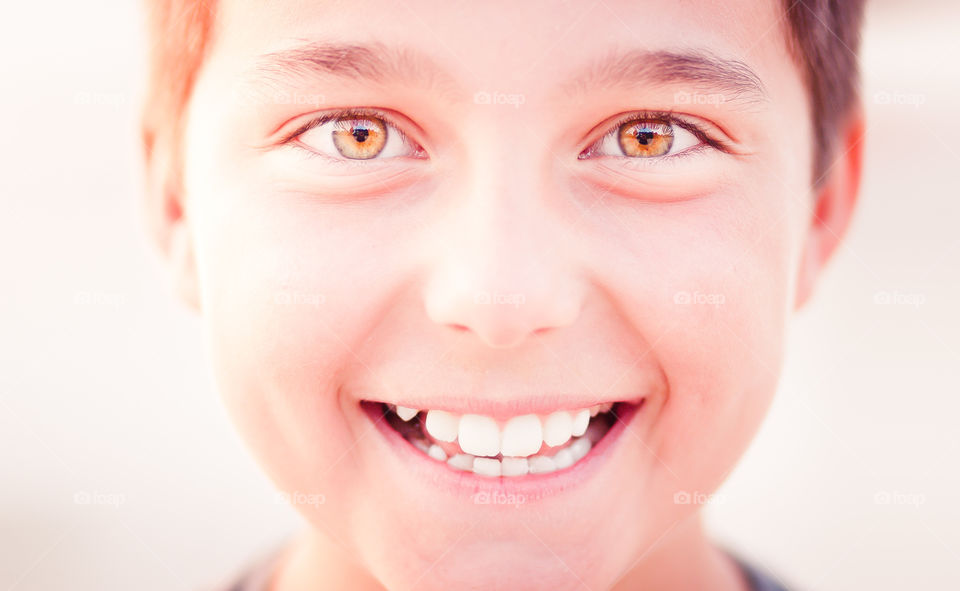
(361, 398), (646, 480)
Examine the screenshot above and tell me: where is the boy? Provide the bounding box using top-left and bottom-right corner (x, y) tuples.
(140, 0), (866, 589)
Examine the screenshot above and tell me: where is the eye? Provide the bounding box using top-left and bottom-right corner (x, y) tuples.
(580, 114), (718, 160)
(288, 109), (426, 161)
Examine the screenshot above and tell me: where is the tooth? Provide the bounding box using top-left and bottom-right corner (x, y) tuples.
(425, 410), (459, 442)
(569, 437), (592, 461)
(571, 409), (590, 437)
(395, 405), (419, 421)
(600, 402), (613, 413)
(589, 405), (600, 417)
(542, 411), (573, 447)
(427, 444), (447, 462)
(553, 448), (575, 469)
(458, 414), (500, 457)
(447, 453), (474, 471)
(528, 455), (557, 474)
(412, 439), (430, 454)
(500, 457), (529, 477)
(473, 457), (501, 477)
(500, 414), (542, 457)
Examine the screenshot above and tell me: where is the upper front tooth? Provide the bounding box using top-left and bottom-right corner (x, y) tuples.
(458, 414), (500, 457)
(543, 410), (574, 447)
(571, 409), (590, 437)
(500, 414), (542, 457)
(425, 409), (459, 442)
(395, 405), (419, 421)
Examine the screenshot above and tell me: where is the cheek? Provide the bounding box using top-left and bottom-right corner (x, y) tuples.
(186, 182), (388, 507)
(594, 186), (798, 484)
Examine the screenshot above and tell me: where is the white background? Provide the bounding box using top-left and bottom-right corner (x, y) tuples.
(1, 1), (958, 589)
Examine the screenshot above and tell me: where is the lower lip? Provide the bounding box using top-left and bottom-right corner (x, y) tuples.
(361, 400), (644, 502)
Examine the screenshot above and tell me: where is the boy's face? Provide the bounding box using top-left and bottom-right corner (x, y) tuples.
(170, 0), (846, 588)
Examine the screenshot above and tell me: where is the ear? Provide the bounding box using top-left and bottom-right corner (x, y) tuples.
(794, 109), (866, 310)
(141, 128), (201, 313)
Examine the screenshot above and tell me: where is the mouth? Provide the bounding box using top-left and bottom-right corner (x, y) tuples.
(360, 398), (644, 479)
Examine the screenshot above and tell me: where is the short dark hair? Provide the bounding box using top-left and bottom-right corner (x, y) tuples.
(782, 0), (867, 185)
(141, 0), (867, 188)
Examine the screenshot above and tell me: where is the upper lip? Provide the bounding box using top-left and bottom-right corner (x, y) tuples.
(359, 392), (647, 419)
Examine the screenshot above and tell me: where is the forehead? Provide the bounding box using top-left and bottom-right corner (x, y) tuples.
(210, 0), (793, 104)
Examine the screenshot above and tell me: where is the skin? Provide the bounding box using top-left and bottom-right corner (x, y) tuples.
(143, 0), (864, 589)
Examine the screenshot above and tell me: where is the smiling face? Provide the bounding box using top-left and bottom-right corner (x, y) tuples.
(156, 0), (861, 588)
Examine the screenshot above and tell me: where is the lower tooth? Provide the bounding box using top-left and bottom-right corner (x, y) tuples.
(501, 457), (529, 476)
(553, 448), (575, 469)
(569, 437), (592, 461)
(528, 455), (557, 474)
(427, 444), (448, 461)
(473, 457), (501, 477)
(447, 454), (474, 471)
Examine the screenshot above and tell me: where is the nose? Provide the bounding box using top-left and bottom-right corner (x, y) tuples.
(422, 167), (584, 349)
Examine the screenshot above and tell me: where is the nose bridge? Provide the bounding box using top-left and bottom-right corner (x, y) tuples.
(422, 140), (583, 349)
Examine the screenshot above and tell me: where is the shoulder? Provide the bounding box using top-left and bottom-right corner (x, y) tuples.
(726, 549), (796, 591)
(202, 539), (290, 591)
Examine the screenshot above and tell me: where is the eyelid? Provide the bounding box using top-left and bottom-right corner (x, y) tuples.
(579, 110), (733, 159)
(278, 107), (427, 161)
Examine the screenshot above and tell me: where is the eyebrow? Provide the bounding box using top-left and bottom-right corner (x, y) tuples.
(249, 41), (466, 101)
(247, 41), (767, 105)
(558, 47), (768, 104)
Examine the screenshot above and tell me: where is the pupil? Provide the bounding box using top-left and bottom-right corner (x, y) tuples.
(353, 127), (370, 143)
(635, 130), (655, 145)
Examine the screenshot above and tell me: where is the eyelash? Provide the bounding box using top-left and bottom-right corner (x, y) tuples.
(281, 108), (729, 164)
(281, 107), (422, 165)
(580, 110), (730, 161)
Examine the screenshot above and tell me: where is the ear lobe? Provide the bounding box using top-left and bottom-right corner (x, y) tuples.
(141, 129), (201, 313)
(794, 111), (866, 310)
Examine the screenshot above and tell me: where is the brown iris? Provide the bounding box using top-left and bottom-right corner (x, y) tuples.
(618, 120), (674, 158)
(331, 116), (388, 159)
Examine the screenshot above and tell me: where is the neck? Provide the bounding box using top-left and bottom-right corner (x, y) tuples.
(270, 512), (749, 591)
(611, 512), (750, 591)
